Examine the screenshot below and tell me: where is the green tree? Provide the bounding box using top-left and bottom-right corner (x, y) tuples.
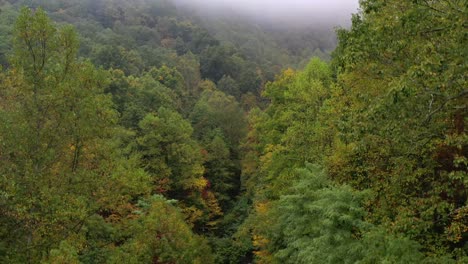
(218, 75), (241, 100)
(137, 107), (205, 196)
(0, 8), (150, 262)
(190, 89), (248, 209)
(191, 89), (247, 152)
(108, 196), (214, 264)
(327, 0), (467, 258)
(107, 69), (178, 130)
(137, 107), (222, 228)
(267, 165), (425, 264)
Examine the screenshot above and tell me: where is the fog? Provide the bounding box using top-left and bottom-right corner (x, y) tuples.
(174, 0), (360, 28)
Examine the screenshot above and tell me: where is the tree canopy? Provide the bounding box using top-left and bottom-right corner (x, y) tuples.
(0, 0), (466, 263)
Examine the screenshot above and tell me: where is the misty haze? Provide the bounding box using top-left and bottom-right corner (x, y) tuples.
(0, 0), (465, 263)
(175, 0), (360, 27)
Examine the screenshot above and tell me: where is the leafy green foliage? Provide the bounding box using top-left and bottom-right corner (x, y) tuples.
(190, 89), (248, 210)
(0, 0), (465, 263)
(0, 8), (214, 263)
(137, 107), (204, 197)
(267, 165), (425, 264)
(326, 0), (467, 258)
(108, 196), (214, 264)
(1, 7), (111, 261)
(243, 49), (465, 262)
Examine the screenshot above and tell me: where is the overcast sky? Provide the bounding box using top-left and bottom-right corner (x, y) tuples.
(174, 0), (360, 27)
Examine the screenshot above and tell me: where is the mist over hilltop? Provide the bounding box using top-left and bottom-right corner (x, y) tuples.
(173, 0), (360, 28)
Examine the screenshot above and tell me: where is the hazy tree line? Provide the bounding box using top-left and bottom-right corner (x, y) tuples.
(0, 0), (466, 263)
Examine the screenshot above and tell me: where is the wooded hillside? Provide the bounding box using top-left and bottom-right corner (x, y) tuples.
(0, 0), (466, 263)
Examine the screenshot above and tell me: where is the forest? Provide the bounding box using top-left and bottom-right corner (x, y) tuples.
(0, 0), (466, 263)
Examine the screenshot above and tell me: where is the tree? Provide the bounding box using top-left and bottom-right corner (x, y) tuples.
(137, 107), (222, 228)
(245, 59), (332, 200)
(107, 69), (178, 129)
(0, 8), (151, 262)
(200, 45), (240, 82)
(137, 107), (204, 196)
(327, 0), (467, 258)
(190, 89), (248, 208)
(218, 75), (241, 100)
(108, 196), (214, 264)
(252, 165), (427, 264)
(191, 89), (247, 152)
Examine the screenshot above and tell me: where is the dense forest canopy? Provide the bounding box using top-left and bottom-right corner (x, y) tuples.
(0, 0), (466, 263)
